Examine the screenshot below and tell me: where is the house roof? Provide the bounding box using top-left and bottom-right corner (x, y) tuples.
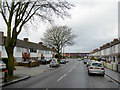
(16, 39), (45, 50)
(3, 36), (55, 51)
(91, 39), (120, 53)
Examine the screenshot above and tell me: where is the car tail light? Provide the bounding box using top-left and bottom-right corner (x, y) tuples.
(101, 68), (104, 70)
(89, 67), (93, 69)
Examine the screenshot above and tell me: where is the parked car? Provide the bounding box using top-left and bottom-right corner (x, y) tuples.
(49, 59), (60, 67)
(60, 59), (66, 64)
(84, 59), (90, 64)
(0, 60), (6, 71)
(66, 59), (69, 63)
(86, 60), (92, 68)
(22, 59), (36, 64)
(38, 59), (47, 64)
(88, 61), (105, 76)
(78, 59), (81, 61)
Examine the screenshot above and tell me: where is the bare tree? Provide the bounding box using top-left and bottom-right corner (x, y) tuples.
(41, 26), (76, 61)
(0, 0), (73, 76)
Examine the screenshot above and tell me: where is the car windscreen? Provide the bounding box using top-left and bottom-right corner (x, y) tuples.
(92, 63), (102, 67)
(51, 61), (56, 63)
(0, 61), (3, 63)
(88, 61), (91, 64)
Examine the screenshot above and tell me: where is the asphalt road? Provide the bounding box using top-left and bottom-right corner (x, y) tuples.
(3, 59), (119, 89)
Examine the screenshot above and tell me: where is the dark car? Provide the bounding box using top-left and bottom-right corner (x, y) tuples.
(86, 60), (92, 68)
(83, 59), (89, 64)
(60, 59), (66, 64)
(38, 59), (47, 64)
(78, 59), (81, 61)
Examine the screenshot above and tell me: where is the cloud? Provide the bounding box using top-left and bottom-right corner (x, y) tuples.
(0, 0), (118, 53)
(63, 1), (118, 52)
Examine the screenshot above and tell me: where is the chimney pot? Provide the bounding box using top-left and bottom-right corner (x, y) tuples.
(39, 42), (43, 45)
(24, 38), (28, 42)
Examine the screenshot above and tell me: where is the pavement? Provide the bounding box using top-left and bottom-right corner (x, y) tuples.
(105, 67), (120, 84)
(0, 64), (55, 87)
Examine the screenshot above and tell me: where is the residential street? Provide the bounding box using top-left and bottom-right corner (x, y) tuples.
(2, 59), (119, 89)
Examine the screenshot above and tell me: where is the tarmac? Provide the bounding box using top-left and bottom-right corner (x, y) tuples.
(0, 63), (119, 87)
(0, 64), (54, 87)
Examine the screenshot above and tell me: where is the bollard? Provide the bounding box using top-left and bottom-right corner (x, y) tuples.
(4, 69), (7, 82)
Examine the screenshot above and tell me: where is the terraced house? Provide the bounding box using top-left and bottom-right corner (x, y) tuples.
(0, 32), (56, 63)
(90, 38), (120, 72)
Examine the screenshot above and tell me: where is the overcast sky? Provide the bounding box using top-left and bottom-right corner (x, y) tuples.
(0, 0), (119, 53)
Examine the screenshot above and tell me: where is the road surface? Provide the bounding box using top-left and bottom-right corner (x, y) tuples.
(3, 59), (119, 89)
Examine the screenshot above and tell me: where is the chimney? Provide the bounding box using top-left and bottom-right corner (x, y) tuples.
(113, 38), (118, 42)
(24, 38), (28, 42)
(39, 42), (43, 45)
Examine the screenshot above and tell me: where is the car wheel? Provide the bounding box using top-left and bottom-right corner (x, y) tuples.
(102, 74), (104, 77)
(88, 71), (91, 76)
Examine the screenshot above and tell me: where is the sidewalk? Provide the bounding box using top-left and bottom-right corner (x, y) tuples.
(105, 68), (120, 84)
(0, 64), (54, 87)
(14, 64), (52, 76)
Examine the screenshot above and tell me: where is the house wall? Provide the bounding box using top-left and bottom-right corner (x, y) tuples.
(2, 46), (7, 58)
(101, 50), (104, 56)
(37, 50), (43, 58)
(14, 47), (22, 57)
(119, 43), (120, 53)
(45, 53), (52, 61)
(0, 46), (2, 58)
(106, 48), (110, 55)
(30, 53), (37, 57)
(22, 48), (29, 53)
(14, 47), (23, 62)
(111, 45), (117, 54)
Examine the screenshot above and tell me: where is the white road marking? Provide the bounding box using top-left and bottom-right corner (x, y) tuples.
(68, 69), (73, 73)
(57, 74), (67, 82)
(57, 64), (78, 82)
(68, 64), (77, 73)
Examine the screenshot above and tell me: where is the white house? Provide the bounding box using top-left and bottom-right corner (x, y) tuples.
(0, 32), (57, 63)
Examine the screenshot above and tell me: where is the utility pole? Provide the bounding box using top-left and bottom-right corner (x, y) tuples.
(69, 46), (70, 60)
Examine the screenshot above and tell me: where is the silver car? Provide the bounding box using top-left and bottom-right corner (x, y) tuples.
(49, 59), (59, 67)
(88, 61), (105, 76)
(0, 60), (6, 71)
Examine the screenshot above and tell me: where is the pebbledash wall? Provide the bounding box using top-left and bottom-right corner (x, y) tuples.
(0, 32), (3, 58)
(0, 32), (56, 62)
(89, 39), (120, 72)
(90, 39), (120, 63)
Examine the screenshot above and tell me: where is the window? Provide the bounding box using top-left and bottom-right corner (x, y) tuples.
(30, 48), (37, 53)
(92, 63), (102, 67)
(16, 47), (21, 52)
(2, 46), (5, 51)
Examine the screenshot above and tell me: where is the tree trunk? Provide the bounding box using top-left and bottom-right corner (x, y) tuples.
(7, 53), (14, 76)
(5, 25), (17, 76)
(5, 46), (14, 76)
